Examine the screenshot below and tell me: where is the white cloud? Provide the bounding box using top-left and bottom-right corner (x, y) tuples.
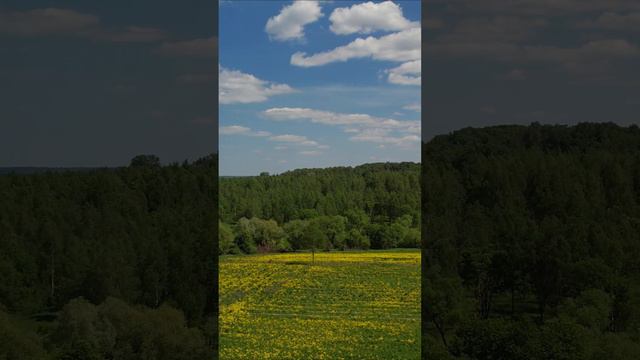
(219, 67), (296, 104)
(403, 103), (421, 112)
(387, 59), (421, 85)
(329, 1), (419, 35)
(252, 130), (272, 137)
(220, 125), (271, 137)
(290, 26), (420, 84)
(221, 124), (327, 151)
(269, 134), (319, 146)
(263, 107), (419, 133)
(350, 128), (420, 147)
(300, 150), (323, 156)
(220, 125), (250, 135)
(263, 107), (420, 148)
(265, 0), (323, 41)
(291, 27), (420, 67)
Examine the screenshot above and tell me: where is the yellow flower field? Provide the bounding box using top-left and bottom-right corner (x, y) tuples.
(219, 250), (420, 359)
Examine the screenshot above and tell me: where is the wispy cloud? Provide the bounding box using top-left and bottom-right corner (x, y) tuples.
(269, 134), (318, 146)
(349, 128), (420, 147)
(299, 150), (323, 156)
(263, 107), (420, 133)
(403, 103), (421, 112)
(263, 107), (420, 147)
(220, 125), (271, 137)
(221, 125), (328, 151)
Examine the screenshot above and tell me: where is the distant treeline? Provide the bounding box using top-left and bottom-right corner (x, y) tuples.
(0, 154), (217, 359)
(219, 163), (420, 254)
(423, 123), (640, 359)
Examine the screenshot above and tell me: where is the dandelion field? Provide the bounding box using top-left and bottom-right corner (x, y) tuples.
(219, 250), (421, 359)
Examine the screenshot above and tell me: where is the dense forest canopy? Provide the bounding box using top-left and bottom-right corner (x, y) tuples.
(0, 154), (217, 359)
(218, 162), (421, 254)
(423, 122), (640, 359)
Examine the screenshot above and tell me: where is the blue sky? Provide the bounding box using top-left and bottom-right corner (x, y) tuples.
(219, 1), (421, 176)
(423, 0), (640, 141)
(0, 0), (217, 167)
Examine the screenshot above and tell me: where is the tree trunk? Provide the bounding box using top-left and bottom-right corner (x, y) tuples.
(433, 318), (449, 351)
(511, 288), (515, 318)
(50, 248), (55, 303)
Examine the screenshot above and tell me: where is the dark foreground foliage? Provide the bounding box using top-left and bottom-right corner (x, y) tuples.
(0, 155), (217, 359)
(0, 298), (213, 360)
(423, 123), (640, 359)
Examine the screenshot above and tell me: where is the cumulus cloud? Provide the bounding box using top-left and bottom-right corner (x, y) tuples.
(265, 0), (323, 41)
(329, 1), (418, 35)
(387, 59), (421, 85)
(291, 27), (420, 67)
(158, 37), (217, 57)
(290, 26), (420, 84)
(219, 67), (296, 104)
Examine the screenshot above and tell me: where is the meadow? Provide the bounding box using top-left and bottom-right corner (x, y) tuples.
(219, 250), (420, 359)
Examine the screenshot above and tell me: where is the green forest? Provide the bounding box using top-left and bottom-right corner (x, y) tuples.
(423, 123), (640, 359)
(0, 155), (217, 359)
(218, 163), (421, 255)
